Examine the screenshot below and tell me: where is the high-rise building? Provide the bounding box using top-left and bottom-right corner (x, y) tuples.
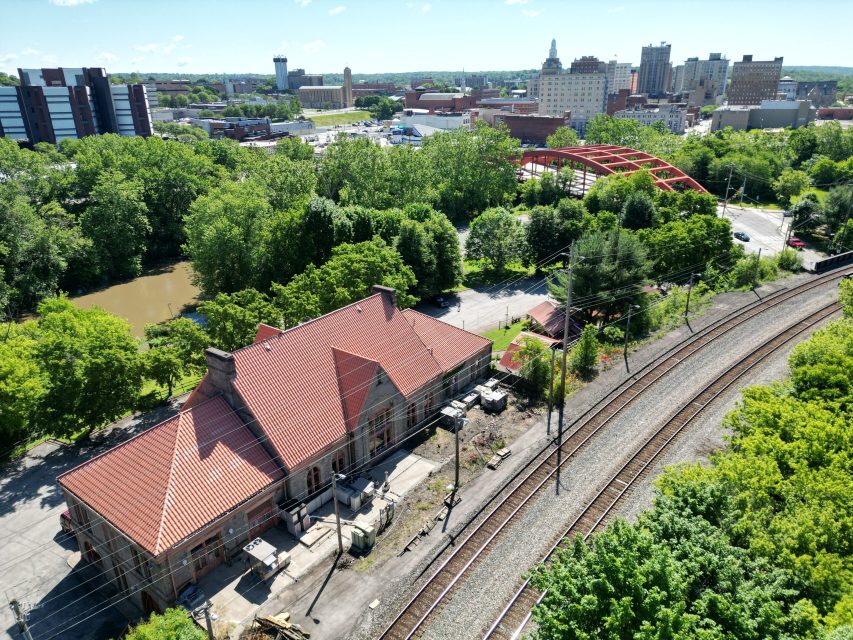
(273, 55), (289, 91)
(674, 53), (728, 99)
(638, 42), (671, 97)
(605, 60), (632, 94)
(0, 67), (152, 143)
(728, 55), (783, 105)
(570, 56), (606, 74)
(528, 40), (607, 135)
(287, 68), (324, 90)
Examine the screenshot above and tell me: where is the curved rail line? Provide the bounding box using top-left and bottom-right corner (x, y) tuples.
(483, 300), (841, 640)
(378, 268), (850, 640)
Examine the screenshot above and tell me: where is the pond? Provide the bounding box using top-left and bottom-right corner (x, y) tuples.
(70, 261), (200, 338)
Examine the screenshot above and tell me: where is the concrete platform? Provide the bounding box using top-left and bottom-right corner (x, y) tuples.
(201, 450), (440, 634)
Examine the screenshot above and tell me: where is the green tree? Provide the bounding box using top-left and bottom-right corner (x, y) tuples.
(395, 219), (437, 299)
(790, 192), (821, 231)
(772, 168), (811, 204)
(465, 207), (526, 274)
(34, 298), (142, 437)
(822, 185), (853, 234)
(0, 333), (45, 448)
(584, 170), (656, 215)
(81, 170), (151, 279)
(570, 324), (599, 377)
(143, 346), (183, 398)
(422, 120), (520, 220)
(639, 215), (735, 283)
(833, 218), (853, 254)
(423, 212), (463, 292)
(125, 607), (207, 640)
(809, 156), (839, 185)
(546, 126), (579, 149)
(620, 190), (657, 230)
(271, 238), (416, 328)
(516, 335), (551, 401)
(144, 318), (209, 374)
(839, 278), (853, 316)
(199, 289), (280, 352)
(276, 136), (314, 161)
(183, 180), (273, 295)
(549, 229), (650, 326)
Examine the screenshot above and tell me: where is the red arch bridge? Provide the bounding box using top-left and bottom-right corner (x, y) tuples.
(516, 144), (708, 196)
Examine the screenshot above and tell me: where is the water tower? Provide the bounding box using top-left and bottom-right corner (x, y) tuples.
(273, 55), (288, 91)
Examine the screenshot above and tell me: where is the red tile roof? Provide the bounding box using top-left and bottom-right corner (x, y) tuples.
(231, 294), (483, 470)
(527, 300), (565, 337)
(498, 332), (559, 371)
(401, 309), (492, 372)
(58, 396), (283, 556)
(255, 323), (284, 343)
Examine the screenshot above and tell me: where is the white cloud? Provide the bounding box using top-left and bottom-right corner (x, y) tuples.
(176, 57), (192, 67)
(131, 56), (145, 64)
(505, 0), (528, 4)
(0, 54), (18, 64)
(171, 34), (185, 42)
(521, 8), (541, 17)
(21, 48), (41, 56)
(607, 5), (624, 12)
(96, 52), (117, 64)
(328, 5), (346, 15)
(49, 0), (96, 6)
(421, 3), (431, 11)
(133, 42), (161, 54)
(41, 54), (59, 65)
(162, 43), (177, 55)
(294, 0), (311, 6)
(302, 40), (327, 53)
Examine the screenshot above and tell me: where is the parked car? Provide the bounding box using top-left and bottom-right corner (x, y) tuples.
(734, 231), (750, 242)
(787, 237), (806, 249)
(434, 296), (450, 308)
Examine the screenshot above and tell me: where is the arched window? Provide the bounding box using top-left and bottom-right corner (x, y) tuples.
(307, 466), (321, 495)
(332, 451), (345, 475)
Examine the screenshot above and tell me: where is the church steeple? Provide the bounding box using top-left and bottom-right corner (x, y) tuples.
(549, 38), (558, 60)
(542, 38), (562, 74)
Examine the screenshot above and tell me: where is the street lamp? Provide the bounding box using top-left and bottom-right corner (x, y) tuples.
(330, 472), (346, 555)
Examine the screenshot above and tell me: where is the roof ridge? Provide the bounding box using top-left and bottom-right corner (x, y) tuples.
(153, 412), (189, 555)
(399, 309), (443, 373)
(232, 293), (384, 355)
(402, 307), (488, 341)
(56, 396), (222, 482)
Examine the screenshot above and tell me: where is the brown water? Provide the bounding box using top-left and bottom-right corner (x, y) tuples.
(71, 261), (200, 337)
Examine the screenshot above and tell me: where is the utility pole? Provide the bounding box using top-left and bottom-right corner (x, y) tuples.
(556, 244), (576, 494)
(739, 178), (746, 207)
(202, 603), (215, 640)
(722, 164), (734, 217)
(545, 346), (556, 437)
(9, 600), (34, 640)
(684, 273), (696, 320)
(623, 304), (639, 373)
(752, 248), (762, 289)
(331, 472), (344, 555)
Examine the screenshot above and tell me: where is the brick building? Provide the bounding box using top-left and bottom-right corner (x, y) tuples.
(57, 288), (492, 617)
(404, 90), (477, 112)
(728, 55), (783, 105)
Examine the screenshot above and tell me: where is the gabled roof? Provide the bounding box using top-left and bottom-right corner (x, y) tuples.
(333, 347), (379, 432)
(231, 294), (450, 470)
(58, 396), (283, 557)
(498, 332), (559, 372)
(527, 300), (566, 337)
(401, 309), (492, 372)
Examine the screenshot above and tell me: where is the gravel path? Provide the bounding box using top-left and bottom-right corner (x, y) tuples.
(405, 278), (841, 640)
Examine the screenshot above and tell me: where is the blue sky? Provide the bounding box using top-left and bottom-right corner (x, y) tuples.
(2, 0), (852, 76)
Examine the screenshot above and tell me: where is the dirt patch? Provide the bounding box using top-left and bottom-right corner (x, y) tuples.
(352, 391), (539, 571)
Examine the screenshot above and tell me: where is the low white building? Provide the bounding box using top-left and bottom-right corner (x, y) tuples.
(614, 104), (686, 134)
(395, 109), (471, 131)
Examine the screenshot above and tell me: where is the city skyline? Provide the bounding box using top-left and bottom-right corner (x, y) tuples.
(2, 0), (852, 77)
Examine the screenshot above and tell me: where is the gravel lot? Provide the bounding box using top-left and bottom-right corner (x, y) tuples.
(358, 272), (841, 640)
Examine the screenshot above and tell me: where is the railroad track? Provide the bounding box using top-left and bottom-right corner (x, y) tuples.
(378, 268), (850, 640)
(483, 300), (841, 640)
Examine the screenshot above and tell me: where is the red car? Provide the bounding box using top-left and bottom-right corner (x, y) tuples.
(787, 237), (806, 249)
(60, 509), (73, 534)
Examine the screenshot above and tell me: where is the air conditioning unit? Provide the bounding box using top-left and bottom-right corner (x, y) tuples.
(350, 524), (376, 551)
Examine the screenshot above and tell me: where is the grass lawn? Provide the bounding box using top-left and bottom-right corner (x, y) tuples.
(482, 319), (527, 352)
(308, 111), (368, 127)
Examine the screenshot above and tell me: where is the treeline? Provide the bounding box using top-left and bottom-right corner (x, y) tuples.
(0, 121), (518, 316)
(530, 279), (853, 640)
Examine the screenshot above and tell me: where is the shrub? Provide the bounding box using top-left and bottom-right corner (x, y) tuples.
(776, 247), (803, 272)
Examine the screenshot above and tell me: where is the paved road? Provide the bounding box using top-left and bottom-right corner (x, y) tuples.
(0, 401), (183, 640)
(719, 203), (824, 266)
(415, 277), (549, 334)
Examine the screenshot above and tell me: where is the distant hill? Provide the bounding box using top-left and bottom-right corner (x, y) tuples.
(783, 66), (853, 76)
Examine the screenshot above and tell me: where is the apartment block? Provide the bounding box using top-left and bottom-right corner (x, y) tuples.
(728, 55), (783, 105)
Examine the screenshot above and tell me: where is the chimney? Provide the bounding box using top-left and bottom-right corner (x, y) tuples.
(371, 284), (397, 308)
(205, 348), (237, 395)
